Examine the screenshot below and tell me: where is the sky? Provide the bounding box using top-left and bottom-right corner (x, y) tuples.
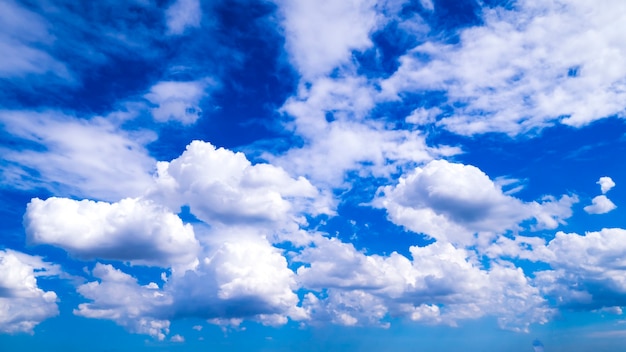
(1, 0), (626, 351)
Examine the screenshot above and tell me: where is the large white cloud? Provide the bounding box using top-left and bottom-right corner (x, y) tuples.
(168, 231), (306, 324)
(0, 110), (156, 201)
(24, 197), (199, 268)
(294, 236), (550, 331)
(152, 140), (330, 225)
(533, 228), (626, 310)
(375, 159), (577, 245)
(0, 249), (59, 334)
(382, 0), (626, 135)
(73, 233), (306, 338)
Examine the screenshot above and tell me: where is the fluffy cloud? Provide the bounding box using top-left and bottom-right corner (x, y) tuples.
(533, 228), (626, 310)
(169, 232), (306, 324)
(24, 197), (199, 267)
(75, 263), (172, 340)
(382, 0), (626, 135)
(165, 0), (202, 35)
(152, 140), (329, 225)
(375, 159), (576, 245)
(144, 80), (208, 124)
(73, 234), (306, 338)
(274, 76), (457, 187)
(598, 176), (616, 194)
(0, 110), (156, 201)
(276, 0), (381, 78)
(0, 250), (59, 334)
(584, 195), (616, 214)
(294, 236), (550, 331)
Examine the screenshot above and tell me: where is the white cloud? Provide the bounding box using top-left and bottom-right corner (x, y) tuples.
(0, 250), (59, 334)
(0, 110), (156, 201)
(152, 140), (330, 225)
(74, 263), (172, 340)
(294, 236), (550, 331)
(375, 159), (576, 245)
(0, 0), (71, 80)
(24, 197), (200, 268)
(406, 107), (442, 125)
(165, 0), (202, 35)
(598, 176), (616, 194)
(276, 0), (381, 78)
(169, 232), (306, 324)
(274, 76), (456, 187)
(382, 0), (626, 135)
(170, 334), (185, 342)
(533, 228), (626, 309)
(145, 80), (208, 124)
(584, 195), (617, 214)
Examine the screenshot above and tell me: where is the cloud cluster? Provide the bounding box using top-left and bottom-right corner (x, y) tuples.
(295, 236), (551, 332)
(381, 0), (626, 135)
(4, 0), (626, 342)
(375, 159), (577, 245)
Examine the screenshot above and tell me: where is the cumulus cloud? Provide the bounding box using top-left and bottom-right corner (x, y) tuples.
(381, 0), (626, 135)
(533, 228), (626, 310)
(598, 176), (616, 194)
(75, 263), (172, 340)
(24, 197), (199, 268)
(0, 250), (59, 334)
(152, 140), (330, 225)
(169, 232), (306, 324)
(165, 0), (202, 35)
(584, 195), (616, 214)
(73, 234), (306, 337)
(375, 159), (576, 245)
(0, 110), (156, 201)
(294, 236), (550, 331)
(144, 80), (209, 124)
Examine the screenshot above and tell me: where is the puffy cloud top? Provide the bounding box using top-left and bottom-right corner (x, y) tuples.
(24, 197), (199, 267)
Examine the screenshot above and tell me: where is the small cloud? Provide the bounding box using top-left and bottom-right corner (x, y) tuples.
(598, 176), (616, 194)
(192, 325), (202, 331)
(171, 334), (185, 343)
(584, 195), (617, 214)
(165, 0), (201, 35)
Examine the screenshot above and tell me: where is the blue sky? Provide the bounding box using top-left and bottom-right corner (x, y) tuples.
(2, 0), (626, 351)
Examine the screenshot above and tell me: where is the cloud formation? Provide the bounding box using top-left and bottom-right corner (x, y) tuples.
(382, 0), (626, 135)
(25, 197), (200, 267)
(0, 250), (59, 334)
(375, 159), (576, 245)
